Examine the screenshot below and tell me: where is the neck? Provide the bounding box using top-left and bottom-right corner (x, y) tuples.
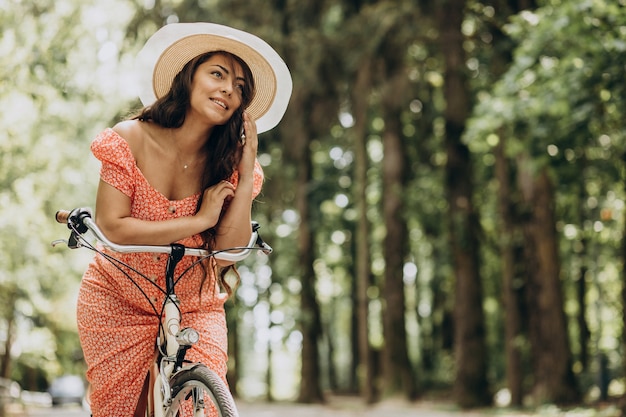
(170, 128), (208, 171)
(172, 126), (210, 151)
(178, 116), (215, 143)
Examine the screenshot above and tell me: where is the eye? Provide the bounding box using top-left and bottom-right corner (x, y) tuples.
(211, 70), (224, 78)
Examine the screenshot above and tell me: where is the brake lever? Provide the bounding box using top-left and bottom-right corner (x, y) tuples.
(51, 231), (82, 250)
(256, 235), (273, 255)
(67, 231), (81, 249)
(250, 221), (273, 255)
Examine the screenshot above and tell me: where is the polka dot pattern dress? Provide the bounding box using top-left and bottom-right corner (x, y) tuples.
(77, 128), (263, 416)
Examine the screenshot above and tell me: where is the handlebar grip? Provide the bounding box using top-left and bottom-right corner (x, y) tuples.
(55, 207), (92, 234)
(55, 210), (71, 224)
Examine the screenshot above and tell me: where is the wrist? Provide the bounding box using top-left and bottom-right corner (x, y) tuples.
(235, 172), (254, 187)
(193, 210), (217, 231)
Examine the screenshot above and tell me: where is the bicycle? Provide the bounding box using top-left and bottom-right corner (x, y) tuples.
(53, 207), (272, 417)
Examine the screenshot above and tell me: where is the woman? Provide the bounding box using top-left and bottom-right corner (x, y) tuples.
(76, 23), (291, 416)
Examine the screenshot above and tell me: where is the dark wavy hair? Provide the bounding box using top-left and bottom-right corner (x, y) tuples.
(134, 51), (256, 296)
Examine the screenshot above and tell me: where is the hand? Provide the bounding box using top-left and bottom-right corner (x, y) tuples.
(238, 112), (258, 178)
(196, 181), (235, 229)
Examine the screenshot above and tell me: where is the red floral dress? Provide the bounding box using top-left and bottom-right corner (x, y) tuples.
(77, 128), (263, 416)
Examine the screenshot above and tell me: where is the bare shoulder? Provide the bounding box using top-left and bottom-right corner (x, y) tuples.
(112, 120), (142, 144)
(111, 120), (151, 157)
(111, 120), (169, 165)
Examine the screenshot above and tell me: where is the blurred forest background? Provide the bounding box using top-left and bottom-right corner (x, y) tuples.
(1, 0), (626, 413)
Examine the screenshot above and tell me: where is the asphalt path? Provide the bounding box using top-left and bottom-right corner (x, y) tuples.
(7, 398), (466, 417)
(238, 398), (477, 417)
(10, 397), (623, 417)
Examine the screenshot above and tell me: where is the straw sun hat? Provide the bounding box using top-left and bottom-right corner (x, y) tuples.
(136, 22), (292, 134)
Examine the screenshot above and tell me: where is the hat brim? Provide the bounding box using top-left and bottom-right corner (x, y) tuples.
(136, 23), (292, 134)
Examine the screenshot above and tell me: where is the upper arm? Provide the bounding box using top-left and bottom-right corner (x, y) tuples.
(94, 179), (132, 239)
(93, 121), (140, 236)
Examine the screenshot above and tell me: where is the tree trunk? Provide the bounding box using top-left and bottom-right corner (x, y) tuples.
(517, 161), (579, 404)
(494, 137), (525, 406)
(349, 259), (359, 393)
(438, 0), (491, 408)
(574, 154), (590, 373)
(325, 300), (338, 392)
(352, 62), (377, 404)
(380, 63), (415, 400)
(294, 110), (324, 404)
(576, 257), (590, 371)
(486, 0), (538, 406)
(276, 1), (326, 401)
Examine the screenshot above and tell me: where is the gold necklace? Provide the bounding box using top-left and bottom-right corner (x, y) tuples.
(178, 153), (195, 170)
(171, 131), (197, 171)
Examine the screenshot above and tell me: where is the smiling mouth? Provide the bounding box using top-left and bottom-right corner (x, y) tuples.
(210, 98), (228, 109)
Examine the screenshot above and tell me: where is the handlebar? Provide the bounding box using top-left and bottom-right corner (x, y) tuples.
(54, 208), (272, 262)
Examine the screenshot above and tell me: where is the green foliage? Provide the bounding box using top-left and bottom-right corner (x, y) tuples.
(467, 0), (626, 152)
(0, 0), (136, 387)
(466, 0), (626, 396)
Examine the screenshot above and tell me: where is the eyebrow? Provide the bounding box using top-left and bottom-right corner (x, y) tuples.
(213, 64), (246, 83)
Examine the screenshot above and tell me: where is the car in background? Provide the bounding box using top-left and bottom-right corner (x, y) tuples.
(47, 375), (85, 406)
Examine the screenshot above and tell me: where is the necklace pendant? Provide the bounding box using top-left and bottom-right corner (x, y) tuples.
(183, 164), (188, 169)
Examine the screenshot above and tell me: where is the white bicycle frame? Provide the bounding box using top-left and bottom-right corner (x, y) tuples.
(54, 208), (269, 417)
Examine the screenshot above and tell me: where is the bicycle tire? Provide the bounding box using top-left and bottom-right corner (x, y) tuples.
(165, 364), (238, 417)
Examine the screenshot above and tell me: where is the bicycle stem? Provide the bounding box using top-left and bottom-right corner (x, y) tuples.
(165, 244), (185, 294)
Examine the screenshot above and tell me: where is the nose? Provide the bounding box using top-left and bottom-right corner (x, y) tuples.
(221, 81), (234, 96)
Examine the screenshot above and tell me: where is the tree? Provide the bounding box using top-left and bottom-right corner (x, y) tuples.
(278, 1), (335, 402)
(518, 161), (579, 403)
(352, 57), (378, 403)
(467, 0), (626, 404)
(437, 0), (491, 408)
(378, 6), (417, 400)
(475, 0), (538, 405)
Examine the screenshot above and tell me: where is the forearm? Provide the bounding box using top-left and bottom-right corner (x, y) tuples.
(95, 180), (214, 245)
(213, 113), (261, 255)
(95, 212), (208, 246)
(214, 177), (254, 251)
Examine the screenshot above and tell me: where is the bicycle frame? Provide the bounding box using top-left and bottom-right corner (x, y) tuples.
(54, 208), (271, 417)
(151, 243), (187, 417)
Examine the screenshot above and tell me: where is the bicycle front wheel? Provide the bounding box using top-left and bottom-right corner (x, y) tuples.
(165, 365), (238, 417)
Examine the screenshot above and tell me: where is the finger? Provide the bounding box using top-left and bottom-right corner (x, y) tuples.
(202, 182), (233, 199)
(218, 183), (235, 196)
(243, 112), (258, 138)
(222, 189), (235, 201)
(220, 180), (235, 190)
(211, 181), (235, 190)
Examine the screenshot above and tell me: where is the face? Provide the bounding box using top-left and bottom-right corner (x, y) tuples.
(188, 54), (247, 126)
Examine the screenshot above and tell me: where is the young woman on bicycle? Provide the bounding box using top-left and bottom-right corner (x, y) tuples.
(76, 23), (291, 417)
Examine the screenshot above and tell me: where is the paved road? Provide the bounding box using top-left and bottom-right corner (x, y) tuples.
(9, 397), (622, 417)
(238, 399), (480, 417)
(7, 403), (471, 417)
(7, 398), (476, 417)
(16, 405), (86, 416)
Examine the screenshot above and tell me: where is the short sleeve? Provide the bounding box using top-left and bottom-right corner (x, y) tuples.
(230, 160), (264, 199)
(91, 128), (136, 198)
